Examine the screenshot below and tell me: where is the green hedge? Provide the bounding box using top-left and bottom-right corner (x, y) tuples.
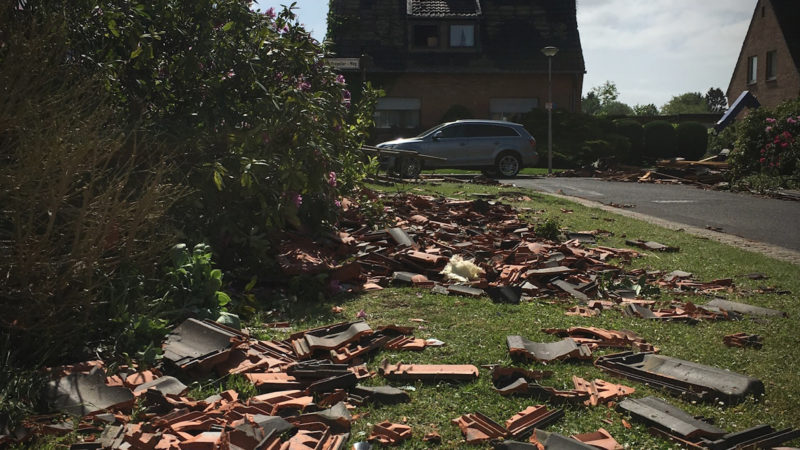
(614, 119), (643, 163)
(675, 121), (709, 160)
(643, 120), (677, 159)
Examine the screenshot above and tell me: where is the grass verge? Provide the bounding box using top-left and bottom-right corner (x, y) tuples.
(270, 180), (798, 449)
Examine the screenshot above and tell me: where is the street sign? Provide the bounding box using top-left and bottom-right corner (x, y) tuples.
(327, 58), (360, 71)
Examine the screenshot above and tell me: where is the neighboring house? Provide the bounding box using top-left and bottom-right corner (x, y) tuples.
(727, 0), (800, 109)
(327, 0), (585, 141)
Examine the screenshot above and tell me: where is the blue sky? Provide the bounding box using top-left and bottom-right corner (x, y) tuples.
(253, 1), (755, 108)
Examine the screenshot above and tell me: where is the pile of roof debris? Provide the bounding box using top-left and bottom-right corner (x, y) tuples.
(9, 192), (796, 449)
(30, 315), (797, 449)
(555, 157), (731, 188)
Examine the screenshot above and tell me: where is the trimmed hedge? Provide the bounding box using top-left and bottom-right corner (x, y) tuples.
(614, 119), (643, 163)
(643, 120), (676, 159)
(676, 121), (709, 160)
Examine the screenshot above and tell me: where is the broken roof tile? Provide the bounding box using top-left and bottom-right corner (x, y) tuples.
(507, 336), (593, 362)
(452, 412), (508, 444)
(368, 421), (412, 446)
(379, 360), (479, 381)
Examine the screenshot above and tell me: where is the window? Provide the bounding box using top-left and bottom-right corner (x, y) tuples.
(437, 124), (466, 138)
(489, 98), (539, 121)
(465, 124), (519, 137)
(413, 24), (439, 48)
(374, 98), (420, 129)
(449, 24), (475, 48)
(766, 50), (777, 80)
(747, 56), (757, 84)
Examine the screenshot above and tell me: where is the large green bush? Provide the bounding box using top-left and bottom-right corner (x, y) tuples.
(675, 121), (709, 160)
(728, 97), (800, 182)
(41, 0), (379, 270)
(643, 120), (677, 159)
(614, 119), (643, 163)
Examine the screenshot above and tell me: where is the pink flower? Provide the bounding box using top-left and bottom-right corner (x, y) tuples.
(787, 117), (797, 125)
(781, 142), (789, 148)
(759, 157), (766, 163)
(765, 126), (773, 133)
(760, 148), (766, 154)
(327, 171), (337, 187)
(342, 89), (351, 106)
(298, 81), (311, 91)
(336, 74), (346, 84)
(334, 199), (342, 208)
(264, 7), (276, 19)
(292, 193), (303, 207)
(766, 117), (777, 124)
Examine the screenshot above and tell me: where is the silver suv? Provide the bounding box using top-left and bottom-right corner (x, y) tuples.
(376, 119), (537, 178)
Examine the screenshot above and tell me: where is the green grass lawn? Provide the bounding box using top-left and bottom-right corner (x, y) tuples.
(264, 181), (800, 449)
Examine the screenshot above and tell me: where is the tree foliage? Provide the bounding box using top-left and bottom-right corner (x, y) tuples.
(582, 81), (633, 116)
(661, 92), (710, 115)
(705, 87), (727, 113)
(632, 103), (659, 116)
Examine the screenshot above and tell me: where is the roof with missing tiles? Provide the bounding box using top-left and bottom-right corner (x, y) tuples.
(407, 0), (482, 17)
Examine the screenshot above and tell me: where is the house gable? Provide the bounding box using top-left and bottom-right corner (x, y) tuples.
(727, 0), (800, 108)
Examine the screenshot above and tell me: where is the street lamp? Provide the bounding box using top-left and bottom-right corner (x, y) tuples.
(541, 46), (558, 175)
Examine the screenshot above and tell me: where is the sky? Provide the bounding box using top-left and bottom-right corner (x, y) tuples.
(253, 1), (756, 108)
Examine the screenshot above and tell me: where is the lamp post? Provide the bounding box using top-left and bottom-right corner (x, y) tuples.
(541, 45), (559, 175)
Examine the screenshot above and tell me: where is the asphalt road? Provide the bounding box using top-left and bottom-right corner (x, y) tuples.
(502, 177), (800, 252)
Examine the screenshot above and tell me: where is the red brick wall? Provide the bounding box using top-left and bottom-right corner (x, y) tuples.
(727, 0), (800, 109)
(372, 72), (582, 127)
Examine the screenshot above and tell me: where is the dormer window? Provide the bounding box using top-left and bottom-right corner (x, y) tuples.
(413, 24), (440, 48)
(450, 24), (475, 47)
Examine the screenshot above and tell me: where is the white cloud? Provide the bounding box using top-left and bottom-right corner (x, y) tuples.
(578, 0), (755, 106)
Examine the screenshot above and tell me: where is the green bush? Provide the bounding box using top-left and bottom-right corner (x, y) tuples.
(728, 97), (800, 182)
(614, 119), (643, 163)
(643, 120), (677, 159)
(33, 0), (379, 271)
(709, 122), (738, 155)
(675, 121), (709, 160)
(520, 109), (615, 168)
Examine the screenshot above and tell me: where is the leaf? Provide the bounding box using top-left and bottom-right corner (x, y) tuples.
(213, 170), (224, 191)
(108, 19), (120, 37)
(244, 275), (258, 292)
(222, 21), (234, 31)
(210, 269), (222, 281)
(216, 291), (232, 307)
(130, 45), (143, 59)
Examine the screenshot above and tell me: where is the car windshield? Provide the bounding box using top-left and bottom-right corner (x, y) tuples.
(415, 123), (447, 138)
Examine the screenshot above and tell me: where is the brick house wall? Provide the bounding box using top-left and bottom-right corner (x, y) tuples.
(727, 0), (800, 109)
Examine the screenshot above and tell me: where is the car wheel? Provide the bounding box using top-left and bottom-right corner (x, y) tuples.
(495, 152), (521, 177)
(397, 157), (422, 179)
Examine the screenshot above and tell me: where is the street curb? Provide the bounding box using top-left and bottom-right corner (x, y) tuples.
(530, 191), (800, 266)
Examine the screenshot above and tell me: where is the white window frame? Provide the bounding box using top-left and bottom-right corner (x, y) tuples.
(747, 55), (758, 84)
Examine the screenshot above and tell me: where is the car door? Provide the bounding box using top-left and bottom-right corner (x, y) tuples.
(462, 124), (497, 166)
(418, 123), (468, 168)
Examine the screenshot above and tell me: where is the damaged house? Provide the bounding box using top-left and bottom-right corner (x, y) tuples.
(327, 0), (586, 142)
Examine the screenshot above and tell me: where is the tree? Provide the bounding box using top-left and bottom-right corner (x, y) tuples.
(601, 101), (633, 116)
(581, 81), (633, 116)
(705, 87), (727, 113)
(632, 103), (659, 116)
(661, 92), (710, 115)
(582, 91), (601, 115)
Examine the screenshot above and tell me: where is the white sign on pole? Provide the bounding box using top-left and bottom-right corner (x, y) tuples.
(327, 58), (360, 71)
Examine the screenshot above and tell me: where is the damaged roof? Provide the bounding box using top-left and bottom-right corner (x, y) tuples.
(406, 0), (482, 17)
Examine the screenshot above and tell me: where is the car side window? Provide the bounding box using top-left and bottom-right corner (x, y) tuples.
(464, 124), (519, 137)
(438, 124), (465, 138)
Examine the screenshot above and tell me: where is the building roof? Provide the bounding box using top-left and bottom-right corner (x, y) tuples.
(407, 0), (482, 17)
(328, 0), (584, 74)
(772, 0), (800, 70)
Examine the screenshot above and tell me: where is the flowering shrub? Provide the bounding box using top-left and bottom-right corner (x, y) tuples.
(729, 98), (800, 183)
(35, 0), (380, 269)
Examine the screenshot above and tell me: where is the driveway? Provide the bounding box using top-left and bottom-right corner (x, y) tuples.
(502, 177), (800, 254)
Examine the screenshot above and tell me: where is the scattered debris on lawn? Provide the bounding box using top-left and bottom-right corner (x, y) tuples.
(596, 351), (765, 404)
(723, 332), (764, 349)
(619, 396), (800, 449)
(507, 336), (593, 362)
